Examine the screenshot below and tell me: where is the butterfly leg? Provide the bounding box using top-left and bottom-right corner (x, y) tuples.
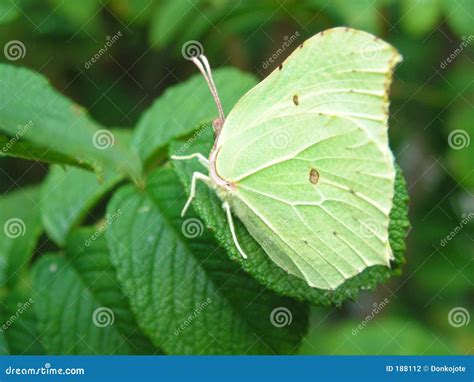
(222, 201), (248, 259)
(181, 172), (211, 217)
(170, 153), (210, 169)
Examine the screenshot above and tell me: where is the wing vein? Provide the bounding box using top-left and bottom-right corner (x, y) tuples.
(234, 192), (335, 288)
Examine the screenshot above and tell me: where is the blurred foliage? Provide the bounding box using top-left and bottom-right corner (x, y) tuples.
(0, 0), (472, 355)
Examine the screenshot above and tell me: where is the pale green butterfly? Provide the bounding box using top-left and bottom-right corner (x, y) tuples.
(172, 27), (402, 290)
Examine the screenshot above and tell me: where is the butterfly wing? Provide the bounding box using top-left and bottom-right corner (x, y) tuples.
(215, 28), (401, 289)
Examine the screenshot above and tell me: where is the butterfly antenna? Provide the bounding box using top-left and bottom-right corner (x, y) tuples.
(191, 55), (225, 129)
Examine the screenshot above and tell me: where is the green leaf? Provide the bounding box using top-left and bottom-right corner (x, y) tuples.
(32, 229), (157, 354)
(40, 165), (121, 246)
(401, 0), (442, 36)
(0, 133), (91, 169)
(299, 317), (455, 355)
(66, 229), (157, 354)
(329, 0), (387, 34)
(171, 123), (410, 306)
(110, 0), (156, 26)
(445, 104), (474, 190)
(0, 281), (44, 355)
(40, 128), (138, 245)
(443, 0), (474, 37)
(218, 6), (280, 37)
(132, 67), (257, 164)
(106, 167), (308, 354)
(149, 0), (204, 48)
(0, 1), (20, 24)
(50, 0), (101, 27)
(0, 186), (42, 288)
(0, 64), (142, 182)
(32, 256), (129, 354)
(0, 331), (7, 354)
(38, 128), (135, 245)
(174, 3), (248, 47)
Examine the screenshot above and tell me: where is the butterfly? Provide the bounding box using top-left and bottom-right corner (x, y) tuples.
(172, 27), (402, 290)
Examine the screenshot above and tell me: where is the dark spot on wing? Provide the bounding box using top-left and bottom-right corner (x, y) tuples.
(293, 94), (299, 105)
(349, 188), (355, 194)
(332, 231), (337, 236)
(278, 63), (282, 70)
(303, 239), (308, 244)
(309, 168), (319, 185)
(299, 43), (304, 49)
